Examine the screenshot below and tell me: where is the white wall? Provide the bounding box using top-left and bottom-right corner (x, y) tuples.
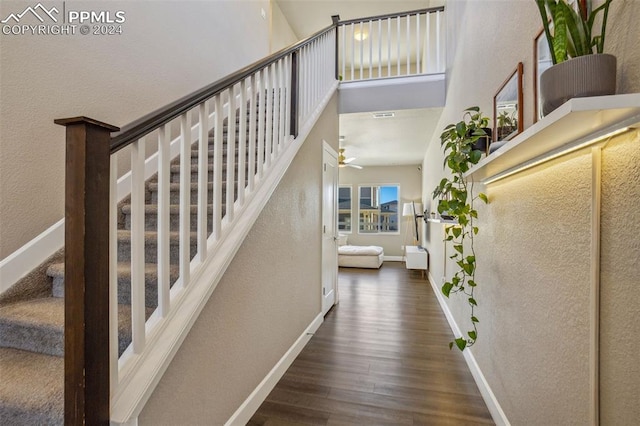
(422, 1), (640, 424)
(339, 165), (422, 257)
(0, 0), (272, 259)
(271, 0), (298, 52)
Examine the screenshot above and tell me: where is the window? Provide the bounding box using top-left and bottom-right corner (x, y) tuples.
(338, 186), (352, 232)
(358, 185), (399, 234)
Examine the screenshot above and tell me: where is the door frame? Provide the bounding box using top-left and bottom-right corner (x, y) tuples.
(322, 141), (339, 315)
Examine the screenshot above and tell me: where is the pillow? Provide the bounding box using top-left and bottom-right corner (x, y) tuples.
(337, 234), (348, 246)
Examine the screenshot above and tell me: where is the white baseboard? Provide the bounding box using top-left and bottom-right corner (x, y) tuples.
(225, 312), (324, 426)
(0, 218), (65, 294)
(427, 272), (510, 426)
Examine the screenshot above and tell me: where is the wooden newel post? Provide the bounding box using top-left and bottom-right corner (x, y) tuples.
(54, 116), (120, 426)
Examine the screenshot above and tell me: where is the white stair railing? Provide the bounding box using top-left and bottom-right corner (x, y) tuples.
(56, 23), (337, 424)
(337, 6), (445, 81)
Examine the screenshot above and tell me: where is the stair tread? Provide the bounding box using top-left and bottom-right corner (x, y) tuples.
(0, 347), (63, 424)
(117, 229), (197, 240)
(120, 203), (215, 214)
(0, 297), (64, 330)
(147, 181), (215, 191)
(46, 262), (179, 279)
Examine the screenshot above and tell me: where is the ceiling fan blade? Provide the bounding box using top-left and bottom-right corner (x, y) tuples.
(343, 157), (356, 164)
(348, 164), (363, 169)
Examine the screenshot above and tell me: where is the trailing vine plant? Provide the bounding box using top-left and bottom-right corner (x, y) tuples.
(432, 106), (489, 351)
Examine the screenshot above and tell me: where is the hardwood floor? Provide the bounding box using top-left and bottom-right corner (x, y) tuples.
(248, 262), (494, 425)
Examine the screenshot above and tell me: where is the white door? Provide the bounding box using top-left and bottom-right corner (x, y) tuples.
(322, 142), (338, 315)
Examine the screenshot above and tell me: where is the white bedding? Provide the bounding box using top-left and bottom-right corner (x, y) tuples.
(338, 245), (384, 256)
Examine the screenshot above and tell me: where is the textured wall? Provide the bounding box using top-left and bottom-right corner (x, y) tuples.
(339, 165), (422, 257)
(422, 0), (640, 424)
(599, 131), (640, 424)
(139, 93), (338, 424)
(0, 0), (271, 258)
(271, 0), (298, 52)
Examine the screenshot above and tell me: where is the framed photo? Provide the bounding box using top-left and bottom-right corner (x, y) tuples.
(534, 28), (553, 123)
(493, 62), (524, 142)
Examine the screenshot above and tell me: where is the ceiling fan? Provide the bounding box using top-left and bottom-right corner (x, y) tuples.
(338, 148), (363, 169)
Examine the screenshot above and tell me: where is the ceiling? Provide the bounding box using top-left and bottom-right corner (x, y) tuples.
(275, 0), (445, 167)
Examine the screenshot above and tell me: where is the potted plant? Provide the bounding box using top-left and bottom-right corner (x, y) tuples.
(432, 107), (489, 351)
(536, 0), (616, 115)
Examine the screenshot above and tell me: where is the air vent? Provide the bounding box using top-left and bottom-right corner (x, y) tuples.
(373, 112), (395, 118)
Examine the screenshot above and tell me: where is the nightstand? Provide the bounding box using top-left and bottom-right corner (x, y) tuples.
(405, 246), (428, 271)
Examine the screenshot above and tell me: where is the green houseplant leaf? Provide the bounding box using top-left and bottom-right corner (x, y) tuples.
(432, 107), (489, 351)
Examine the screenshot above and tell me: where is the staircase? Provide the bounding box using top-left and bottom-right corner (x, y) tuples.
(0, 112), (257, 423)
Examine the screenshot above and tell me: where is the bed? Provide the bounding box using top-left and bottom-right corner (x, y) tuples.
(337, 234), (384, 269)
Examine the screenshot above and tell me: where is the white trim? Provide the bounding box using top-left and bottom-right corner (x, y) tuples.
(427, 271), (511, 426)
(225, 313), (323, 426)
(109, 81), (339, 424)
(0, 218), (64, 294)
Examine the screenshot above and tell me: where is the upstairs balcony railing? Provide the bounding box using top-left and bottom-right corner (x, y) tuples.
(54, 7), (444, 425)
(337, 6), (445, 82)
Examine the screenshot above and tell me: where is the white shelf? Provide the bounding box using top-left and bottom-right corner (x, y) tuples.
(466, 94), (640, 183)
(426, 216), (458, 224)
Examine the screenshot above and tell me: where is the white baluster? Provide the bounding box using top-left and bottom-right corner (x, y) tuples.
(179, 111), (191, 287)
(109, 154), (118, 392)
(406, 14), (411, 75)
(341, 25), (346, 81)
(256, 69), (265, 180)
(436, 10), (441, 72)
(226, 87), (236, 222)
(368, 20), (373, 78)
(131, 137), (146, 353)
(387, 18), (392, 77)
(277, 59), (286, 155)
(350, 23), (355, 81)
(359, 22), (363, 79)
(416, 13), (421, 74)
(397, 16), (401, 76)
(157, 124), (170, 316)
(424, 13), (433, 73)
(238, 79), (247, 205)
(264, 66), (273, 169)
(283, 56), (291, 143)
(378, 19), (382, 78)
(213, 95), (223, 239)
(248, 73), (257, 191)
(197, 102), (208, 261)
(271, 62), (280, 158)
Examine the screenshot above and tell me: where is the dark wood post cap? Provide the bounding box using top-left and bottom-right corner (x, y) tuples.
(331, 15), (340, 25)
(54, 116), (120, 132)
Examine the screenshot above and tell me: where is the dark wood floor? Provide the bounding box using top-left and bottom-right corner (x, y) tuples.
(248, 262), (494, 425)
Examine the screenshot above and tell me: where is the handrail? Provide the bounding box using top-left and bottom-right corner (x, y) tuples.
(337, 6), (444, 26)
(110, 23), (337, 154)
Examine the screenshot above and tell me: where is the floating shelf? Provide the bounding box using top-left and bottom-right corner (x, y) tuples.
(426, 216), (458, 224)
(466, 93), (640, 184)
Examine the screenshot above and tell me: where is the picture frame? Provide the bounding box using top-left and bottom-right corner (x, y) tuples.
(534, 28), (553, 123)
(493, 62), (524, 143)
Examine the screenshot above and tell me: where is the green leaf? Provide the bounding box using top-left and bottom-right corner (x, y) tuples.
(473, 226), (479, 235)
(466, 255), (475, 264)
(468, 297), (477, 306)
(449, 341), (454, 350)
(463, 263), (474, 275)
(454, 244), (464, 254)
(452, 227), (462, 238)
(455, 337), (467, 351)
(442, 282), (453, 297)
(455, 122), (467, 137)
(471, 316), (479, 323)
(478, 193), (488, 203)
(468, 330), (477, 340)
(469, 149), (482, 164)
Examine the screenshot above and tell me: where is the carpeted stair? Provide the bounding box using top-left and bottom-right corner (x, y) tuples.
(0, 108), (263, 424)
